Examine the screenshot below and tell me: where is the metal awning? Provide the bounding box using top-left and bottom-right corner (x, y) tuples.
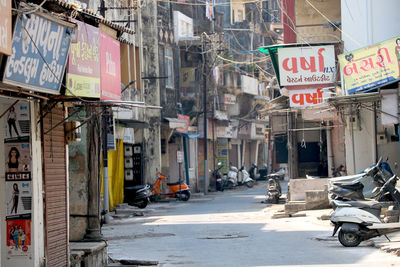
(164, 117), (187, 129)
(327, 92), (381, 107)
(175, 132), (200, 139)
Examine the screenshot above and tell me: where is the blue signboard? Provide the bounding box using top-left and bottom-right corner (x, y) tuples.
(3, 13), (73, 94)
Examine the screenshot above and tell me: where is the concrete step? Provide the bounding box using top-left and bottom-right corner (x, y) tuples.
(285, 201), (306, 214)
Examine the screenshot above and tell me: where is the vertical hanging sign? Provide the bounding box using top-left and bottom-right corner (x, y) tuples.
(3, 101), (32, 257)
(0, 0), (12, 55)
(100, 30), (121, 100)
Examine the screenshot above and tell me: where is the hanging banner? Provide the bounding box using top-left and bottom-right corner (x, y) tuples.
(66, 19), (100, 98)
(6, 219), (32, 256)
(175, 114), (190, 133)
(0, 0), (12, 56)
(100, 30), (121, 100)
(3, 13), (73, 94)
(339, 36), (400, 94)
(289, 88), (331, 107)
(278, 45), (336, 86)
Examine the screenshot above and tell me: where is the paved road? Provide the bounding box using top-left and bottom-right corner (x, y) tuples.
(103, 181), (400, 267)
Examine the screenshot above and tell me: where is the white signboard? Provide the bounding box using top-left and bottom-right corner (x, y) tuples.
(289, 88), (330, 108)
(278, 45), (336, 86)
(177, 151), (184, 163)
(224, 94), (236, 104)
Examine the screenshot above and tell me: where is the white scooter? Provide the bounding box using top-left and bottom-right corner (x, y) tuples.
(226, 166), (255, 189)
(330, 175), (400, 247)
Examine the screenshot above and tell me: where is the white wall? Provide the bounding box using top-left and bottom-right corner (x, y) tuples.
(1, 100), (44, 267)
(341, 0), (400, 52)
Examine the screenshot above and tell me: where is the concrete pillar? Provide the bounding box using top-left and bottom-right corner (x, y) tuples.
(326, 126), (333, 177)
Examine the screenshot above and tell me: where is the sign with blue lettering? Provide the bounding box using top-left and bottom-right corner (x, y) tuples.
(3, 13), (73, 94)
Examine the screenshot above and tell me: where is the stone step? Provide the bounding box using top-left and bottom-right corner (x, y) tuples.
(284, 201), (306, 214)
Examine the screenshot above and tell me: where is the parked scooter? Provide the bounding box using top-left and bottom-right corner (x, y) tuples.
(329, 158), (393, 201)
(330, 175), (400, 247)
(249, 163), (269, 181)
(125, 184), (152, 208)
(225, 165), (255, 188)
(214, 162), (226, 192)
(266, 175), (282, 204)
(151, 173), (191, 201)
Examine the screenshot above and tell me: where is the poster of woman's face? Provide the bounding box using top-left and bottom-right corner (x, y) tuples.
(5, 142), (31, 177)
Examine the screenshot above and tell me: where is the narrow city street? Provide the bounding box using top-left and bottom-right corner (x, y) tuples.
(103, 182), (400, 267)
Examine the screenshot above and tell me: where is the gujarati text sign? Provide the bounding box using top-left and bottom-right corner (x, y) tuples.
(338, 37), (400, 94)
(3, 14), (73, 94)
(67, 19), (100, 97)
(278, 45), (336, 86)
(0, 0), (12, 55)
(289, 88), (330, 107)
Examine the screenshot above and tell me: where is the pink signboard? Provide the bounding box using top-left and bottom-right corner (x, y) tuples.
(100, 31), (121, 100)
(67, 19), (100, 98)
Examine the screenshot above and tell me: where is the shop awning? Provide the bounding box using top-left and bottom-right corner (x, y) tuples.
(164, 117), (187, 129)
(176, 133), (200, 139)
(116, 119), (149, 128)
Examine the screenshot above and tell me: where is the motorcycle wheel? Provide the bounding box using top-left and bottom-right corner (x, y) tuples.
(245, 180), (254, 188)
(338, 229), (361, 247)
(179, 191), (190, 201)
(136, 198), (148, 209)
(273, 195), (279, 204)
(226, 181), (234, 189)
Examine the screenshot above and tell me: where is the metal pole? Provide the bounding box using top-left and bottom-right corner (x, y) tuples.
(203, 37), (208, 195)
(350, 104), (356, 173)
(102, 107), (110, 213)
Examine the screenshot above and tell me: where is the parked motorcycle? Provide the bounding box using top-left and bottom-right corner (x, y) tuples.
(214, 162), (226, 192)
(266, 176), (282, 204)
(249, 163), (269, 181)
(125, 184), (152, 209)
(328, 158), (393, 202)
(226, 165), (255, 188)
(330, 175), (400, 247)
(151, 173), (191, 201)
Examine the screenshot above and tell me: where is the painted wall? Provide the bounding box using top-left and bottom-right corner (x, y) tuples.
(341, 0), (400, 52)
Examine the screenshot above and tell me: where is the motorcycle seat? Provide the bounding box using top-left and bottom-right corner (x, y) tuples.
(125, 185), (147, 192)
(343, 200), (382, 210)
(333, 181), (364, 191)
(167, 181), (183, 186)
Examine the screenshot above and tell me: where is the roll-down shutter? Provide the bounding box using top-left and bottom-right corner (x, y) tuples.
(42, 105), (68, 266)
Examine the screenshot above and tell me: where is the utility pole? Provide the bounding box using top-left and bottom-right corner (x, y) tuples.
(203, 36), (208, 195)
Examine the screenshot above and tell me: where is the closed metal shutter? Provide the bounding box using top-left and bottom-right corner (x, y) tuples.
(42, 105), (68, 267)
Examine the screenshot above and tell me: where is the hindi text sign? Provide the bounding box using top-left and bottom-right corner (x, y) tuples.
(100, 31), (121, 100)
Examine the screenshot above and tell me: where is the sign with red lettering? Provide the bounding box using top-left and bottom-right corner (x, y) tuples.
(100, 31), (121, 100)
(0, 0), (11, 55)
(338, 37), (400, 94)
(289, 88), (330, 107)
(175, 114), (189, 133)
(278, 46), (336, 86)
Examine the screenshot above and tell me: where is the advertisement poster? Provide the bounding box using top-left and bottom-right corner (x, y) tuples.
(100, 30), (121, 100)
(0, 0), (12, 56)
(6, 219), (32, 256)
(278, 45), (336, 86)
(289, 88), (331, 108)
(338, 36), (400, 94)
(66, 19), (100, 98)
(4, 102), (30, 140)
(5, 180), (32, 220)
(3, 13), (73, 94)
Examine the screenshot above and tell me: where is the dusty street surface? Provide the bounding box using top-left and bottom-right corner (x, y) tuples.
(103, 181), (400, 267)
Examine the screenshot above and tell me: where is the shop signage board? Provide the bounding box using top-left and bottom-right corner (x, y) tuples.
(216, 125), (233, 138)
(177, 151), (184, 163)
(175, 114), (190, 133)
(3, 13), (73, 94)
(66, 19), (100, 98)
(0, 0), (12, 55)
(278, 45), (336, 86)
(338, 37), (400, 94)
(100, 30), (121, 100)
(224, 94), (236, 104)
(289, 88), (331, 107)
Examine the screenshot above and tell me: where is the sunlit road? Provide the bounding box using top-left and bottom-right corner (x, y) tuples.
(103, 181), (400, 267)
